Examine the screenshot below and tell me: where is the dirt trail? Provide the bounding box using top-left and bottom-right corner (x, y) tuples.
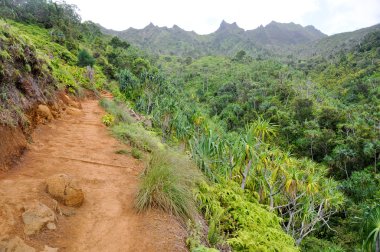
(0, 98), (187, 251)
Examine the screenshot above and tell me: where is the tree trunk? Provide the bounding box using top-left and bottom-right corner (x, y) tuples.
(241, 159), (252, 189)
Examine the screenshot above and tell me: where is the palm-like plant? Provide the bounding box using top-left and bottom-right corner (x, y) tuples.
(363, 207), (380, 252)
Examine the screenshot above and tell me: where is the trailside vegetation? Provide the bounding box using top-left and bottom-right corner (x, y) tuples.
(1, 1), (379, 251)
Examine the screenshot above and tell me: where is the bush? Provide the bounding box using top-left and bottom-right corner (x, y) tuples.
(300, 237), (345, 252)
(77, 49), (95, 67)
(135, 150), (202, 220)
(102, 114), (114, 126)
(196, 181), (299, 251)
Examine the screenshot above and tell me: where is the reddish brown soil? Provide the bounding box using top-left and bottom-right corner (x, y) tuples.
(0, 99), (187, 251)
(0, 126), (27, 172)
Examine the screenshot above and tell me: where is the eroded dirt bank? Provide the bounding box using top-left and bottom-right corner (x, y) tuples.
(0, 99), (187, 251)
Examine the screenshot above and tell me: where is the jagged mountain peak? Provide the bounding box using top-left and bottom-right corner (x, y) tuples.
(217, 20), (242, 32)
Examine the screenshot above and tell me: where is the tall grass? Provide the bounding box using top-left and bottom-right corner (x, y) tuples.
(135, 149), (202, 220)
(99, 98), (135, 124)
(100, 97), (201, 221)
(112, 123), (164, 152)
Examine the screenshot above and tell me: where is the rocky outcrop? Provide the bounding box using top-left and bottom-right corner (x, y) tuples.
(22, 202), (56, 235)
(45, 174), (84, 207)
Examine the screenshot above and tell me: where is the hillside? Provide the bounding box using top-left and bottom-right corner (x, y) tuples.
(101, 20), (326, 57)
(1, 1), (380, 251)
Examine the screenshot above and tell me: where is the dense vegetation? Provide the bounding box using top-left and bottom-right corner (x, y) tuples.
(1, 1), (379, 251)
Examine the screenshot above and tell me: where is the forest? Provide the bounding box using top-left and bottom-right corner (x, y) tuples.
(0, 0), (379, 251)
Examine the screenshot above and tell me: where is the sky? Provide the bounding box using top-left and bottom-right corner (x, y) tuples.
(63, 0), (380, 35)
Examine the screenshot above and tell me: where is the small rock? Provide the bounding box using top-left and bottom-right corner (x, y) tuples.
(22, 202), (55, 235)
(65, 107), (82, 116)
(61, 95), (81, 109)
(46, 174), (84, 207)
(46, 222), (56, 230)
(41, 245), (58, 252)
(0, 236), (36, 252)
(37, 105), (53, 121)
(61, 207), (76, 217)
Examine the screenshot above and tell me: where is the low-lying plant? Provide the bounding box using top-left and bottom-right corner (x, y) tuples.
(135, 149), (202, 221)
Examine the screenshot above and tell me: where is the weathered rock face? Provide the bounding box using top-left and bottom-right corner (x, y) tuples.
(22, 202), (55, 235)
(45, 174), (84, 207)
(0, 236), (36, 252)
(37, 105), (53, 121)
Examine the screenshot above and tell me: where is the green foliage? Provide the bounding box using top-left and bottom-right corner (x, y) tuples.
(99, 98), (135, 124)
(362, 206), (380, 252)
(77, 49), (95, 67)
(196, 180), (298, 251)
(102, 113), (115, 126)
(131, 147), (142, 159)
(112, 123), (163, 152)
(135, 150), (202, 220)
(300, 237), (345, 252)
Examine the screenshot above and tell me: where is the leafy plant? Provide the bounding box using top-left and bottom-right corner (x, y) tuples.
(102, 113), (115, 126)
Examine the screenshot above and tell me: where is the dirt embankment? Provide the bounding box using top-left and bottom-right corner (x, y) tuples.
(0, 96), (187, 251)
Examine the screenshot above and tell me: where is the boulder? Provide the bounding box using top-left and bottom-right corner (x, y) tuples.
(45, 174), (84, 207)
(0, 236), (36, 252)
(22, 202), (55, 235)
(37, 105), (53, 121)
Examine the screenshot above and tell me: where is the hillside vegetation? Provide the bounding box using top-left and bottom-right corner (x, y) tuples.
(101, 20), (326, 58)
(1, 1), (379, 251)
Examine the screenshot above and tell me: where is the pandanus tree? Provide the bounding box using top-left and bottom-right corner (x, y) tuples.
(240, 117), (277, 189)
(363, 206), (380, 252)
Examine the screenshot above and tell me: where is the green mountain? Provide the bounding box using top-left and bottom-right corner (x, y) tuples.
(291, 23), (380, 58)
(100, 20), (327, 57)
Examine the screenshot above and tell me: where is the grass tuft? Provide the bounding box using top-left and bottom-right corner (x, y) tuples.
(135, 149), (202, 221)
(131, 147), (142, 159)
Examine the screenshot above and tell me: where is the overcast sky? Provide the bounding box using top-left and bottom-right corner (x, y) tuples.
(64, 0), (380, 35)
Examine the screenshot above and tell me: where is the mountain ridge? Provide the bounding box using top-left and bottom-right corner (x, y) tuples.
(100, 20), (380, 59)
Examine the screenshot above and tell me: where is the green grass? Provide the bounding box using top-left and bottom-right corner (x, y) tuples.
(112, 123), (163, 152)
(135, 149), (202, 221)
(115, 149), (130, 155)
(99, 98), (135, 124)
(131, 147), (142, 159)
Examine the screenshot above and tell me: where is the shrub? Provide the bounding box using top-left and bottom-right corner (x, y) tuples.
(77, 49), (95, 67)
(102, 113), (114, 126)
(196, 180), (299, 251)
(135, 150), (202, 220)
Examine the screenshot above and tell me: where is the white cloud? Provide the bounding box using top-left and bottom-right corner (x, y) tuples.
(64, 0), (380, 35)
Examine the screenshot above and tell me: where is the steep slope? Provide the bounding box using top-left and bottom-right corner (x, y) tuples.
(101, 20), (326, 57)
